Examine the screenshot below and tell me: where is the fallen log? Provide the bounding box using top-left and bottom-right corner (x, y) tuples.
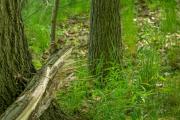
(0, 47), (73, 120)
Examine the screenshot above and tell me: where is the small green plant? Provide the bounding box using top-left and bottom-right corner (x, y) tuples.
(138, 48), (160, 88)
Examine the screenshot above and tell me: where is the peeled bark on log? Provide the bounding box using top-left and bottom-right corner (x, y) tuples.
(0, 47), (73, 120)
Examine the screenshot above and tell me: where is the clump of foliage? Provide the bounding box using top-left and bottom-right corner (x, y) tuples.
(57, 47), (180, 119)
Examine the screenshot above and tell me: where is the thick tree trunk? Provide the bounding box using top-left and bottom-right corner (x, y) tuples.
(89, 0), (122, 75)
(0, 0), (35, 114)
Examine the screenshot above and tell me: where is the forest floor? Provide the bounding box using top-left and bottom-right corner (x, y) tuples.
(52, 10), (180, 119)
(27, 1), (180, 119)
(21, 0), (180, 119)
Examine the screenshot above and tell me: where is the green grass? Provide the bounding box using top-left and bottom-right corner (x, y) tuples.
(121, 0), (137, 55)
(160, 0), (179, 33)
(57, 47), (180, 119)
(147, 0), (180, 33)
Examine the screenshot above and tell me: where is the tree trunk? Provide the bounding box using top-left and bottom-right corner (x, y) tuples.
(0, 47), (73, 120)
(50, 0), (60, 54)
(0, 1), (72, 119)
(0, 0), (35, 114)
(50, 0), (60, 44)
(89, 0), (122, 75)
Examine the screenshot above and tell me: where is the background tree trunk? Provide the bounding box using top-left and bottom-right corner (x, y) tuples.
(50, 0), (60, 54)
(89, 0), (122, 75)
(0, 0), (35, 114)
(50, 0), (60, 44)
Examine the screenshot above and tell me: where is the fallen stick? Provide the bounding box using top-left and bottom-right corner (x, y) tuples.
(0, 47), (73, 120)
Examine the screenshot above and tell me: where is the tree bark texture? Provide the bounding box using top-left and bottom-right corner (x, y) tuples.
(50, 0), (60, 44)
(0, 47), (73, 120)
(0, 0), (35, 114)
(89, 0), (122, 75)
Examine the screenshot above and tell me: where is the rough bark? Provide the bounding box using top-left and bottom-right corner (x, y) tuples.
(0, 47), (73, 120)
(0, 0), (35, 114)
(89, 0), (122, 75)
(50, 0), (60, 43)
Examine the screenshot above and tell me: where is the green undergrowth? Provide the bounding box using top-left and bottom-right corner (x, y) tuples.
(160, 0), (180, 33)
(57, 47), (180, 119)
(56, 1), (180, 119)
(121, 0), (137, 55)
(147, 0), (180, 33)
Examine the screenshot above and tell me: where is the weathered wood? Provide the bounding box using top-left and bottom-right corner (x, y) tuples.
(0, 47), (73, 120)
